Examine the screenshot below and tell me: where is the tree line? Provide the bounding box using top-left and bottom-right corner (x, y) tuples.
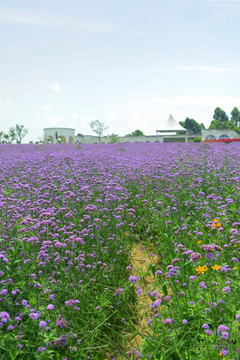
(179, 107), (240, 134)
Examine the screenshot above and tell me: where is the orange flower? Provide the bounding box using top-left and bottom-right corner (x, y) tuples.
(211, 219), (221, 229)
(195, 265), (208, 275)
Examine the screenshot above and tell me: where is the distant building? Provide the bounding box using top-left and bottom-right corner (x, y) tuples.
(156, 114), (187, 135)
(43, 117), (240, 144)
(44, 128), (75, 144)
(201, 129), (240, 141)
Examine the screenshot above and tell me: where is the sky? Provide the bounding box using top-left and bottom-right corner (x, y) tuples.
(0, 0), (240, 142)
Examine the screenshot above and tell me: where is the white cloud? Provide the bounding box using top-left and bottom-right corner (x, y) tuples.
(46, 82), (62, 94)
(179, 65), (240, 73)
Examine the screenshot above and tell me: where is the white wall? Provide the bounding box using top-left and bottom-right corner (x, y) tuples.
(201, 129), (240, 141)
(44, 128), (75, 143)
(75, 135), (165, 144)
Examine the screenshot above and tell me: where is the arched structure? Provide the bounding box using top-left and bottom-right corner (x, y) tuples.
(43, 128), (75, 144)
(59, 135), (66, 143)
(47, 135), (54, 143)
(206, 135), (216, 140)
(219, 134), (229, 139)
(201, 129), (240, 141)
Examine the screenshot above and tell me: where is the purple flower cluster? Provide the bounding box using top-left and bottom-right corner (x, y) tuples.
(0, 142), (239, 359)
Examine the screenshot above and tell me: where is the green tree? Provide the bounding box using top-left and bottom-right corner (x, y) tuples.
(126, 129), (144, 136)
(209, 119), (234, 130)
(212, 107), (229, 124)
(89, 120), (108, 143)
(0, 131), (8, 144)
(230, 107), (240, 127)
(179, 118), (203, 134)
(9, 124), (28, 143)
(108, 133), (119, 143)
(209, 119), (223, 129)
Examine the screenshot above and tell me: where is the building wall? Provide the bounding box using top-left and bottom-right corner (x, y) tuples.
(44, 127), (240, 144)
(201, 129), (240, 141)
(44, 128), (75, 143)
(75, 135), (100, 144)
(75, 135), (167, 144)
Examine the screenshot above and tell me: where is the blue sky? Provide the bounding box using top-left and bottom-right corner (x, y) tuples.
(0, 0), (240, 142)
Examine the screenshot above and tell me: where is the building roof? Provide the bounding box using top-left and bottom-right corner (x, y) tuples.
(43, 127), (75, 131)
(156, 114), (187, 133)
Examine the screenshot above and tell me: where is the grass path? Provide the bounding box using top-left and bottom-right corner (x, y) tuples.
(115, 243), (159, 359)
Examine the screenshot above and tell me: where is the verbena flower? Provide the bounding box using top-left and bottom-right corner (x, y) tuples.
(128, 275), (138, 284)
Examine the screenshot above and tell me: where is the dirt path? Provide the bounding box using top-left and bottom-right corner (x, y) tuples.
(124, 243), (158, 354)
(105, 243), (159, 360)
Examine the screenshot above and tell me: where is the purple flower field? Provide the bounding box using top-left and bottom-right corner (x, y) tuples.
(0, 142), (240, 360)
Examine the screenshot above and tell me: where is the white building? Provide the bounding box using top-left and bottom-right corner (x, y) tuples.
(44, 128), (75, 144)
(43, 118), (240, 144)
(156, 114), (187, 135)
(201, 129), (240, 141)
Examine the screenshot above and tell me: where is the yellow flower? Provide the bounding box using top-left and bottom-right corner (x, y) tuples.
(197, 240), (202, 245)
(211, 222), (221, 229)
(211, 219), (221, 229)
(195, 265), (208, 275)
(211, 264), (221, 271)
(124, 232), (128, 236)
(233, 266), (238, 270)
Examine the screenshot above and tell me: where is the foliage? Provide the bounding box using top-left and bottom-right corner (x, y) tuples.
(209, 107), (240, 134)
(108, 133), (119, 143)
(191, 136), (202, 142)
(126, 129), (144, 136)
(179, 118), (204, 134)
(209, 120), (234, 130)
(0, 131), (9, 144)
(230, 107), (240, 127)
(213, 107), (229, 123)
(9, 124), (28, 143)
(89, 120), (108, 142)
